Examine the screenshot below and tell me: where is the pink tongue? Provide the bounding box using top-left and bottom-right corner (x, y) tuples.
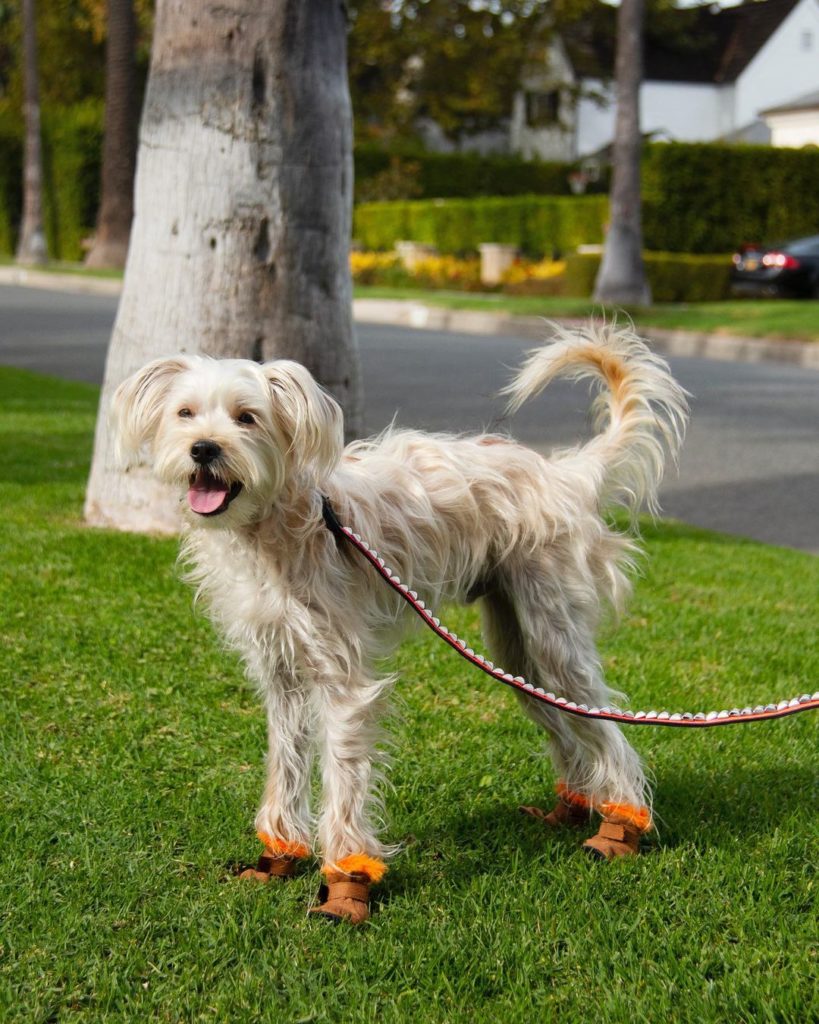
(188, 484), (229, 514)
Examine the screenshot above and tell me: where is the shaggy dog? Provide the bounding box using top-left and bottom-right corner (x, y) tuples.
(113, 323), (688, 923)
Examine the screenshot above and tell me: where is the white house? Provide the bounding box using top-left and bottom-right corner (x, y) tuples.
(510, 0), (819, 161)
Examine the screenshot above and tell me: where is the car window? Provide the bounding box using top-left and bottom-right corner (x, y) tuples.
(785, 236), (819, 255)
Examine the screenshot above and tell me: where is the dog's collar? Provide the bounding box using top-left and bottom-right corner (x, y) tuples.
(321, 495), (346, 544)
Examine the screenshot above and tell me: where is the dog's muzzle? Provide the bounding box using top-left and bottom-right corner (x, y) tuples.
(187, 441), (243, 516)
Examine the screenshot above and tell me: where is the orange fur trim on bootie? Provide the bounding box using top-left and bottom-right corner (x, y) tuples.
(598, 802), (652, 833)
(556, 781), (593, 809)
(257, 832), (310, 859)
(325, 853), (388, 883)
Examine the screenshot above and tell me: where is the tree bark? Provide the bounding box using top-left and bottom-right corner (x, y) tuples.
(592, 0), (650, 306)
(85, 0), (361, 533)
(85, 0), (138, 270)
(16, 0), (47, 266)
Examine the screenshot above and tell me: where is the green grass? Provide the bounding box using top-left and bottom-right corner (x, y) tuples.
(354, 285), (819, 342)
(1, 368), (816, 1023)
(0, 256), (125, 280)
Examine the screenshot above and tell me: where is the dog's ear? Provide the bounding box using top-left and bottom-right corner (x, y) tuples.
(263, 360), (344, 479)
(112, 356), (191, 465)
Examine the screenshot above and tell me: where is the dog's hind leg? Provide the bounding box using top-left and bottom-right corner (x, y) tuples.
(240, 676), (314, 881)
(481, 575), (652, 857)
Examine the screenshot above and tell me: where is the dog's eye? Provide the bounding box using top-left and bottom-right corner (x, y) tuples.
(178, 408), (193, 419)
(237, 412), (255, 425)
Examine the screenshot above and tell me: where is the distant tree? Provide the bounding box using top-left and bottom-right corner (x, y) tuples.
(593, 0), (651, 305)
(85, 0), (361, 532)
(15, 0), (47, 265)
(85, 0), (138, 269)
(348, 0), (556, 146)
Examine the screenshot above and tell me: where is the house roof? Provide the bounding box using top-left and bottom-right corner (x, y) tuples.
(562, 0), (805, 86)
(761, 88), (819, 115)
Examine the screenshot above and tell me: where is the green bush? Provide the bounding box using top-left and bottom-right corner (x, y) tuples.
(563, 250), (733, 301)
(353, 195), (608, 257)
(0, 100), (103, 260)
(42, 101), (103, 260)
(354, 145), (609, 201)
(643, 142), (819, 254)
(0, 106), (23, 255)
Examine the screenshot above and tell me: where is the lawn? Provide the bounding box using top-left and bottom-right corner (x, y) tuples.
(354, 285), (819, 342)
(1, 368), (816, 1023)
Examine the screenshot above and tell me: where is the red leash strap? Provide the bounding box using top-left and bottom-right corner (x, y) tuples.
(322, 498), (819, 729)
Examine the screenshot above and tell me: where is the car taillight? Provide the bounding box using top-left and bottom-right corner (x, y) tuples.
(762, 251), (801, 269)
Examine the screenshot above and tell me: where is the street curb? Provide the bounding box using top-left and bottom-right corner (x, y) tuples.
(2, 268), (816, 370)
(353, 298), (819, 370)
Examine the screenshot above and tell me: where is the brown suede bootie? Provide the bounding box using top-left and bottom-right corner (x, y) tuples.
(238, 850), (301, 882)
(582, 819), (643, 859)
(308, 871), (371, 924)
(519, 799), (591, 829)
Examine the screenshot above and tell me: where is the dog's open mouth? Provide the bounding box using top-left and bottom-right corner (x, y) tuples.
(187, 469), (243, 516)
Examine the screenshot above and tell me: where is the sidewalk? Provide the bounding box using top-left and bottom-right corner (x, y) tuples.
(2, 265), (817, 370)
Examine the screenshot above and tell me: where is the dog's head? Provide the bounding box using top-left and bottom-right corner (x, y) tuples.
(112, 355), (343, 525)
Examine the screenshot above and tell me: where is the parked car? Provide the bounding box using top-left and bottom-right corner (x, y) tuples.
(731, 234), (819, 298)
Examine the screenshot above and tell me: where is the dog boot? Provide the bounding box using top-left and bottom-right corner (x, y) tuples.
(519, 782), (592, 829)
(238, 835), (309, 882)
(582, 804), (651, 859)
(309, 871), (372, 924)
(308, 854), (387, 924)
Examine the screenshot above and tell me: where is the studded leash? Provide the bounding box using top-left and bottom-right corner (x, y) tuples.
(321, 497), (819, 729)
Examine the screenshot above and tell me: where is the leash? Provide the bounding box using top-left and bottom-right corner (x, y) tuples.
(321, 497), (819, 729)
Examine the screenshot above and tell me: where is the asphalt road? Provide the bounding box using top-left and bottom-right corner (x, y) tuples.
(1, 283), (818, 553)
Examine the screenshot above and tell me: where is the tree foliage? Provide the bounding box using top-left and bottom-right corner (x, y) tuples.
(0, 0), (152, 107)
(348, 0), (565, 145)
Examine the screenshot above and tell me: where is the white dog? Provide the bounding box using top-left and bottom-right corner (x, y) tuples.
(113, 323), (687, 923)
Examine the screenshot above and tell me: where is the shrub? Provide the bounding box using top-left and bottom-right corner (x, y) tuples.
(350, 250), (483, 291)
(501, 257), (567, 296)
(0, 100), (103, 260)
(353, 145), (608, 201)
(643, 142), (819, 254)
(353, 195), (608, 258)
(563, 251), (733, 301)
(0, 105), (22, 255)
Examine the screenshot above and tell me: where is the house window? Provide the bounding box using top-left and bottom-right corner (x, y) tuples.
(802, 30), (813, 50)
(525, 90), (561, 127)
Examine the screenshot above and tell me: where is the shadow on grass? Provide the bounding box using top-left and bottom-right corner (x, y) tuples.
(376, 758), (814, 904)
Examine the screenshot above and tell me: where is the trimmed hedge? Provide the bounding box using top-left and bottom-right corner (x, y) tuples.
(0, 106), (23, 255)
(0, 100), (103, 260)
(354, 145), (608, 200)
(353, 195), (608, 257)
(563, 251), (734, 301)
(643, 142), (819, 254)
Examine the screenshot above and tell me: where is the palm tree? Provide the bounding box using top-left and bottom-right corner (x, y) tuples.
(85, 0), (138, 269)
(593, 0), (650, 306)
(85, 0), (361, 532)
(15, 0), (47, 265)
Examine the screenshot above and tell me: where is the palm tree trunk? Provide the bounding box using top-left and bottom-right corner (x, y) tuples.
(85, 0), (138, 269)
(592, 0), (650, 306)
(85, 0), (361, 532)
(16, 0), (47, 266)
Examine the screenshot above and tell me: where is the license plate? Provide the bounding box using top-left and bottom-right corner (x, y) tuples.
(743, 258), (759, 271)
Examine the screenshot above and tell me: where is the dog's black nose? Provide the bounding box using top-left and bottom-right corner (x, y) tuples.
(190, 440), (222, 465)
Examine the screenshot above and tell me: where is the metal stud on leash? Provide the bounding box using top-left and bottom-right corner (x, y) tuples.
(321, 498), (819, 729)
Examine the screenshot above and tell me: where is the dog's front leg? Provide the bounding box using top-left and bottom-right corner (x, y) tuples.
(309, 676), (391, 923)
(240, 675), (313, 882)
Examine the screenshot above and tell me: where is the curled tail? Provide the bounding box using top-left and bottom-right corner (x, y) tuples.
(502, 322), (689, 515)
